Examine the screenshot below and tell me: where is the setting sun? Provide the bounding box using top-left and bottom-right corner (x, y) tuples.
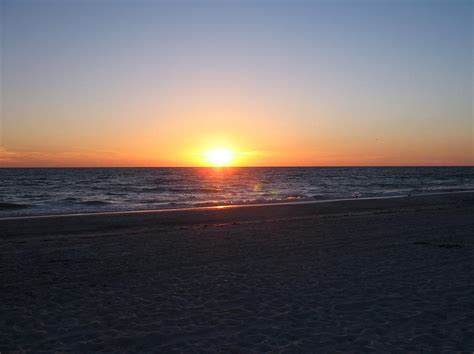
(205, 148), (235, 167)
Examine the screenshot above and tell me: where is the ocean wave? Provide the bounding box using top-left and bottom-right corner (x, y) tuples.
(140, 186), (222, 194)
(78, 200), (112, 206)
(152, 177), (172, 184)
(192, 195), (318, 208)
(172, 187), (223, 193)
(417, 186), (474, 194)
(0, 202), (31, 210)
(62, 197), (79, 202)
(139, 187), (169, 193)
(282, 194), (307, 200)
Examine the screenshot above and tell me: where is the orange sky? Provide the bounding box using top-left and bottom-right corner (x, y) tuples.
(1, 0), (472, 167)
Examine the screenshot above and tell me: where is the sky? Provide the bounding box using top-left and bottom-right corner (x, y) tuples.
(0, 0), (472, 167)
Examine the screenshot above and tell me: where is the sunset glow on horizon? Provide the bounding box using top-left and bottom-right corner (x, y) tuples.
(204, 149), (235, 167)
(1, 0), (472, 168)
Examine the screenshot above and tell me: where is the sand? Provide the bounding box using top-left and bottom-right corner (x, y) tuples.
(1, 192), (473, 352)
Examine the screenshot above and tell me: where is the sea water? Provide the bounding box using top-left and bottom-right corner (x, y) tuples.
(1, 167), (473, 217)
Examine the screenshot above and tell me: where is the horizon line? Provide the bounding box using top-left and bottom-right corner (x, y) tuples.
(1, 165), (473, 169)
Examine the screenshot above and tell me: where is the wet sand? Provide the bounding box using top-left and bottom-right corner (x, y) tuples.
(1, 192), (473, 352)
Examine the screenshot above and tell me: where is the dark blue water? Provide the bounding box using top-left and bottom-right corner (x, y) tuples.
(0, 167), (472, 217)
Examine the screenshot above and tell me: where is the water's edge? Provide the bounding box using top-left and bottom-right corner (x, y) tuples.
(1, 190), (473, 221)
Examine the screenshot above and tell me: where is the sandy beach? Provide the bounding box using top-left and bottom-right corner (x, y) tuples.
(1, 192), (473, 352)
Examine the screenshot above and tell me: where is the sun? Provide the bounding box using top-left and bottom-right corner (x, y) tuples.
(205, 148), (235, 167)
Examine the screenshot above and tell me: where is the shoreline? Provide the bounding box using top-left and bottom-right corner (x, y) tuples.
(1, 189), (473, 222)
(1, 191), (473, 239)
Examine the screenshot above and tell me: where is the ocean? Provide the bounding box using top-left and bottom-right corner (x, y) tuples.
(1, 167), (473, 218)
